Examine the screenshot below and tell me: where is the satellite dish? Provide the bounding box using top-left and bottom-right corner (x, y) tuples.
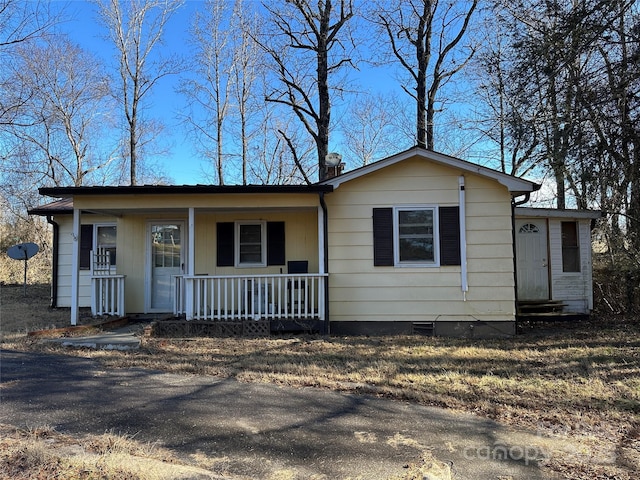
(7, 242), (39, 296)
(7, 242), (39, 260)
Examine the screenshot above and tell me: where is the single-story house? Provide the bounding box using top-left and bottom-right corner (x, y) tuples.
(28, 147), (601, 337)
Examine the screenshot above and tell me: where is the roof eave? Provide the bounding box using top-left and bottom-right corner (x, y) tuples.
(321, 146), (538, 193)
(38, 184), (334, 198)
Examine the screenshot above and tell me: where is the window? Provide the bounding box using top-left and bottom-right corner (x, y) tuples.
(373, 206), (460, 267)
(79, 223), (117, 270)
(151, 224), (179, 268)
(216, 221), (285, 268)
(561, 221), (580, 272)
(237, 222), (266, 266)
(395, 207), (436, 265)
(96, 225), (117, 266)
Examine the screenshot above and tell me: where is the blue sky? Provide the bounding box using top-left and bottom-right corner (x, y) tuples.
(54, 0), (405, 185)
(59, 1), (204, 184)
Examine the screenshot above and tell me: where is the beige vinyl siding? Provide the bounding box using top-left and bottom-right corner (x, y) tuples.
(326, 156), (516, 324)
(116, 215), (147, 313)
(55, 215), (113, 308)
(73, 192), (320, 211)
(548, 218), (594, 312)
(193, 210), (318, 277)
(114, 210), (319, 313)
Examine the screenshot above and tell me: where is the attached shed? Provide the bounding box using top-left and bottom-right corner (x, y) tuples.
(514, 207), (601, 317)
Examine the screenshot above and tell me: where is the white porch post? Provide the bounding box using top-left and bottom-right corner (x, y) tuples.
(70, 208), (81, 325)
(188, 207), (195, 275)
(185, 207), (195, 320)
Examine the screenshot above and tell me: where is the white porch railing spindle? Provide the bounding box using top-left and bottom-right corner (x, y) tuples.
(180, 273), (327, 322)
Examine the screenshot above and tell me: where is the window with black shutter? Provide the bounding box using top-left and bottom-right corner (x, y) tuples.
(373, 206), (461, 267)
(217, 221), (285, 267)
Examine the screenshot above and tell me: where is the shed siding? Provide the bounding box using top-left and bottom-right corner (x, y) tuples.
(325, 156), (516, 324)
(548, 218), (594, 312)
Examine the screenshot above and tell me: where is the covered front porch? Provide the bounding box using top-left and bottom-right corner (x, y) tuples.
(59, 185), (332, 330)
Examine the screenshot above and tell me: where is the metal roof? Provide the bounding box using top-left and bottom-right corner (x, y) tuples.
(38, 183), (333, 198)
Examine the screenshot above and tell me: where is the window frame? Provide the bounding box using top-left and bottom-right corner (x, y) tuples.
(561, 221), (580, 273)
(235, 220), (267, 268)
(95, 223), (117, 267)
(392, 205), (440, 267)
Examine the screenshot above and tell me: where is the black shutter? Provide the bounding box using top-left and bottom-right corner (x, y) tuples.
(439, 206), (461, 266)
(373, 208), (394, 266)
(267, 221), (285, 265)
(79, 224), (93, 270)
(217, 222), (234, 266)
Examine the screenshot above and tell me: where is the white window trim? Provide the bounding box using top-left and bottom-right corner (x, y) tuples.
(393, 205), (440, 267)
(235, 220), (267, 268)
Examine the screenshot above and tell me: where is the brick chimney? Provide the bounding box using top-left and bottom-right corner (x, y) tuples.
(325, 153), (344, 179)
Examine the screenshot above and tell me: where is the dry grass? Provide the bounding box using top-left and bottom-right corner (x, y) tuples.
(0, 424), (230, 480)
(2, 284), (640, 478)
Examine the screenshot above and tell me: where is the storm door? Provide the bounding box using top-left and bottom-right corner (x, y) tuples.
(148, 222), (184, 311)
(515, 219), (549, 300)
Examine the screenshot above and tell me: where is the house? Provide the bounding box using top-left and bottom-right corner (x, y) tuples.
(28, 147), (600, 337)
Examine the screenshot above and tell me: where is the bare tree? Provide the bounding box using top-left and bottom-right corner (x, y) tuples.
(340, 92), (410, 166)
(259, 0), (356, 181)
(371, 0), (478, 151)
(95, 0), (183, 186)
(0, 0), (57, 127)
(4, 37), (115, 187)
(180, 0), (233, 185)
(230, 0), (264, 185)
(470, 16), (540, 176)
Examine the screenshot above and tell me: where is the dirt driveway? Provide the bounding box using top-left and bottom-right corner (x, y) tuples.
(0, 348), (564, 479)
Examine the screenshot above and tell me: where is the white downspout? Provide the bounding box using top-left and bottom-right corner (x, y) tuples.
(459, 176), (468, 299)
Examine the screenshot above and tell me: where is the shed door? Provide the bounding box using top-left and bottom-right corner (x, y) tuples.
(148, 222), (184, 311)
(515, 219), (549, 300)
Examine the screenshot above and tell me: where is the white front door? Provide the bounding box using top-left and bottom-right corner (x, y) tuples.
(515, 219), (549, 300)
(148, 222), (184, 311)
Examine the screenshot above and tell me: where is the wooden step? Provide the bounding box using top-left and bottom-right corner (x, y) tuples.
(517, 300), (567, 314)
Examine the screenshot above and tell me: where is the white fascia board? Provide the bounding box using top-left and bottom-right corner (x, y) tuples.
(322, 147), (538, 194)
(515, 207), (603, 219)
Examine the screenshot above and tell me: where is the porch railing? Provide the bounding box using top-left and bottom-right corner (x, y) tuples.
(90, 249), (125, 317)
(91, 275), (125, 316)
(174, 274), (327, 322)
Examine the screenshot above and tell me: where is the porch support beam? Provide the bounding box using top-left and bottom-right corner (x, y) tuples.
(188, 207), (195, 275)
(185, 207), (195, 320)
(70, 207), (81, 325)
